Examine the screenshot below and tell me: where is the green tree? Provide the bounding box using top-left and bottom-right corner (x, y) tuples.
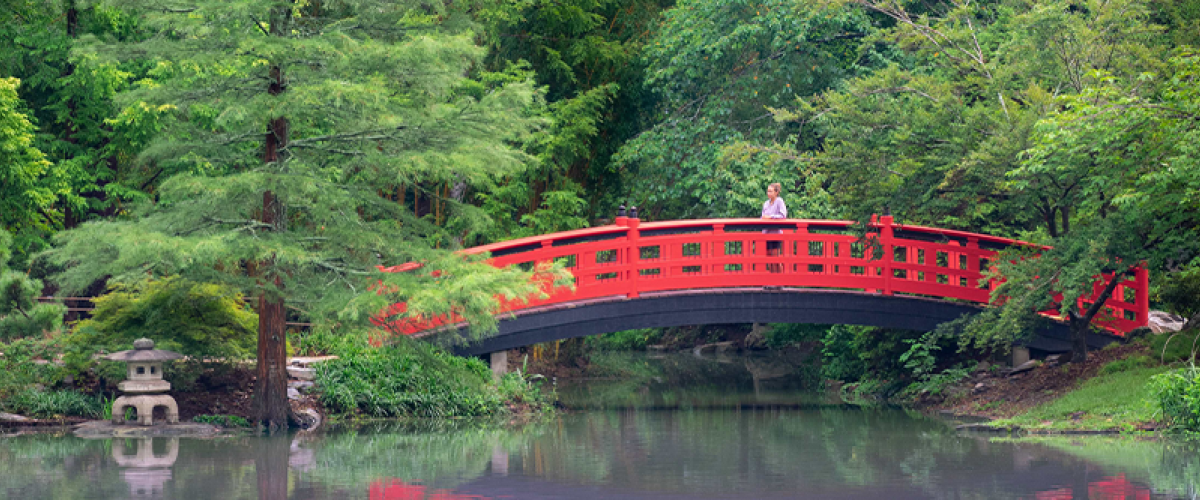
(613, 0), (874, 219)
(0, 230), (66, 340)
(0, 77), (59, 256)
(748, 0), (1185, 361)
(1, 1), (149, 257)
(48, 0), (567, 429)
(473, 0), (672, 236)
(985, 52), (1200, 361)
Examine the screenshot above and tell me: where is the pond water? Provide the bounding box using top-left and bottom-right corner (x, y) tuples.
(2, 353), (1198, 499)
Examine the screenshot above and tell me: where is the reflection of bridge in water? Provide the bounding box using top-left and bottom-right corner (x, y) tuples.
(378, 216), (1148, 358)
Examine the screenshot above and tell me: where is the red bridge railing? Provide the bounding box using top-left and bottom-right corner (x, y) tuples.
(379, 216), (1149, 336)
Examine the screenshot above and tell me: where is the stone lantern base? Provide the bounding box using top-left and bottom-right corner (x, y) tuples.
(112, 395), (179, 426)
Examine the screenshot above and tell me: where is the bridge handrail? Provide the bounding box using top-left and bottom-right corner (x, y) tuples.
(377, 216), (1149, 336)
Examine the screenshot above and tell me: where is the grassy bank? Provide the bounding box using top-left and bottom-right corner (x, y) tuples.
(989, 364), (1173, 432)
(936, 329), (1200, 434)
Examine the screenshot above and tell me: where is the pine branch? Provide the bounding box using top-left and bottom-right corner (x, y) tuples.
(287, 126), (412, 147)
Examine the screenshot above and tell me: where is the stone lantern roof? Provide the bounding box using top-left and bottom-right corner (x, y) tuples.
(103, 339), (184, 362)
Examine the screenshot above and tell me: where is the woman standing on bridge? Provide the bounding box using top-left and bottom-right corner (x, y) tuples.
(761, 183), (787, 273)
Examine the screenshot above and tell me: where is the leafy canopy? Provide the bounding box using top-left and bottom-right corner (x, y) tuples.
(48, 0), (572, 336)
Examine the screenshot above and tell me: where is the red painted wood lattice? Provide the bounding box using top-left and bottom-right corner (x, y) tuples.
(377, 216), (1149, 336)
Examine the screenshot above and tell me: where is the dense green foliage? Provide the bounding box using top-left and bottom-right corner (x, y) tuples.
(615, 0), (867, 219)
(0, 77), (56, 249)
(1, 2), (150, 263)
(753, 0), (1200, 359)
(0, 337), (67, 399)
(1148, 328), (1200, 364)
(192, 414), (252, 427)
(0, 388), (104, 419)
(0, 231), (65, 340)
(64, 277), (257, 362)
(474, 0), (671, 233)
(1151, 365), (1200, 432)
(315, 336), (548, 418)
(587, 328), (664, 350)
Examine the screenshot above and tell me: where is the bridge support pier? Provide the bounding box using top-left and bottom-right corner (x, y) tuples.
(489, 351), (508, 380)
(1011, 346), (1031, 367)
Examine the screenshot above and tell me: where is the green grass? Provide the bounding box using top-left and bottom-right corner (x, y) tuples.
(1147, 329), (1200, 364)
(992, 365), (1173, 431)
(1, 388), (104, 419)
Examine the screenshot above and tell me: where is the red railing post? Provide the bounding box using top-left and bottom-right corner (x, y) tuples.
(627, 215), (641, 298)
(879, 214), (894, 295)
(712, 223), (725, 276)
(1136, 262), (1149, 327)
(966, 237), (980, 296)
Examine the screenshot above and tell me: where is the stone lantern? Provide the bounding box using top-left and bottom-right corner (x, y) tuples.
(105, 338), (183, 426)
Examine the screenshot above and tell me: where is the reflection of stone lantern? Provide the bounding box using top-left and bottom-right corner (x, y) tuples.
(113, 438), (179, 499)
(105, 339), (183, 426)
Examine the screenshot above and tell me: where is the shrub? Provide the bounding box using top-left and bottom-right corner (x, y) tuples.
(0, 337), (67, 398)
(903, 365), (973, 397)
(820, 324), (869, 382)
(0, 232), (66, 340)
(821, 325), (925, 383)
(192, 414), (251, 427)
(62, 277), (257, 373)
(315, 336), (509, 418)
(1, 388), (103, 419)
(1150, 365), (1200, 433)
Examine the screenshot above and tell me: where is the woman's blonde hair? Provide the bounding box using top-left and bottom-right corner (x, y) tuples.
(768, 182), (782, 193)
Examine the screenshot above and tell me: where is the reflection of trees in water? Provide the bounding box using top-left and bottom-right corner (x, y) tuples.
(305, 419), (551, 491)
(559, 352), (825, 409)
(0, 435), (120, 498)
(503, 410), (1169, 499)
(1, 417), (1194, 499)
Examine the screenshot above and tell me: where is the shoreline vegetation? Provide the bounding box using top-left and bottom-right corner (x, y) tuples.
(513, 322), (1200, 436)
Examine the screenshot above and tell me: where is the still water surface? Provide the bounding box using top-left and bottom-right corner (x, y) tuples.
(2, 353), (1197, 499)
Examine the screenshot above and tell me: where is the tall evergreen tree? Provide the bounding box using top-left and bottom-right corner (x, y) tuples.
(48, 0), (563, 429)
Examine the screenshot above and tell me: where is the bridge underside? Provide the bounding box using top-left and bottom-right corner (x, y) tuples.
(442, 288), (1120, 356)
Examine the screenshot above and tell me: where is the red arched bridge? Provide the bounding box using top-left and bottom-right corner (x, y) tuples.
(377, 215), (1149, 356)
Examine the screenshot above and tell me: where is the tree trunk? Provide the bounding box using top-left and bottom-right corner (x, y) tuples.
(1067, 270), (1127, 363)
(253, 191), (295, 431)
(253, 276), (293, 430)
(252, 31), (296, 427)
(1068, 314), (1090, 363)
